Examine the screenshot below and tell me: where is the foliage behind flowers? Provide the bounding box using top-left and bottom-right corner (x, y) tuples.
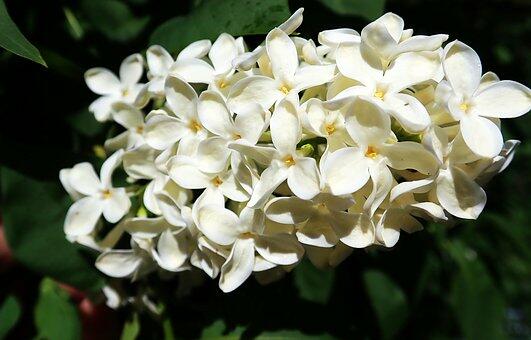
(2, 0), (531, 338)
(62, 7), (531, 293)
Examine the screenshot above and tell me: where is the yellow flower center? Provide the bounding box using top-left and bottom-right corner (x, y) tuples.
(459, 103), (469, 112)
(218, 80), (227, 88)
(283, 155), (296, 167)
(211, 176), (223, 187)
(189, 120), (202, 133)
(365, 146), (378, 159)
(135, 126), (144, 134)
(280, 85), (290, 94)
(101, 189), (112, 199)
(373, 89), (385, 100)
(121, 88), (129, 97)
(325, 124), (336, 135)
(232, 133), (242, 140)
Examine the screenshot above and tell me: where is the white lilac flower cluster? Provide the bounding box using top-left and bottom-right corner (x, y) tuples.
(60, 9), (531, 293)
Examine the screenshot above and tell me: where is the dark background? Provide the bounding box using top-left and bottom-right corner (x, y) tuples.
(0, 0), (529, 339)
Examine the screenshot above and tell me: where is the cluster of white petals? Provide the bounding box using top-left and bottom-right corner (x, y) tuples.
(61, 9), (531, 293)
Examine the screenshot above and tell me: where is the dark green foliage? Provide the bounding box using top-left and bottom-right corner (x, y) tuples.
(0, 0), (530, 338)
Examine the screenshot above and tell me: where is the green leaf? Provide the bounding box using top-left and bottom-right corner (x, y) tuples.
(1, 167), (104, 290)
(0, 0), (46, 66)
(81, 0), (150, 42)
(293, 259), (335, 304)
(0, 295), (21, 339)
(314, 0), (386, 21)
(200, 319), (245, 339)
(150, 0), (290, 53)
(121, 313), (140, 340)
(445, 241), (507, 340)
(363, 270), (408, 340)
(256, 330), (335, 339)
(34, 278), (81, 340)
(66, 108), (106, 138)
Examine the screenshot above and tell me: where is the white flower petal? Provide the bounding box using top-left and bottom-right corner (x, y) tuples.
(336, 42), (380, 86)
(145, 114), (187, 150)
(123, 217), (172, 238)
(318, 28), (360, 47)
(322, 147), (370, 195)
(386, 94), (431, 133)
(266, 28), (298, 83)
(119, 53), (144, 86)
(278, 7), (304, 35)
(228, 141), (276, 166)
(155, 229), (189, 271)
(234, 104), (269, 145)
(436, 166), (486, 219)
(96, 250), (141, 278)
(164, 76), (198, 118)
(390, 178), (434, 202)
(197, 205), (240, 246)
(293, 64), (336, 91)
(255, 233), (304, 265)
(59, 169), (82, 201)
(147, 45), (174, 76)
(102, 188), (130, 223)
(219, 172), (250, 202)
(196, 137), (230, 173)
(197, 90), (234, 138)
(460, 114), (503, 158)
(219, 238), (255, 293)
(385, 51), (440, 92)
(443, 40), (482, 97)
(64, 196), (103, 236)
(296, 219), (338, 248)
(264, 196), (313, 224)
(288, 157), (321, 200)
(168, 157), (212, 189)
(393, 34), (448, 56)
(248, 164), (289, 209)
(111, 102), (144, 130)
(227, 75), (281, 113)
(209, 33), (238, 73)
(333, 212), (375, 248)
(69, 162), (101, 195)
(100, 149), (124, 188)
(89, 96), (114, 122)
(122, 146), (160, 180)
(471, 80), (531, 118)
(270, 96), (300, 154)
(345, 97), (391, 147)
(177, 39), (212, 60)
(85, 68), (121, 95)
(364, 161), (393, 217)
(169, 58), (214, 84)
(381, 141), (438, 176)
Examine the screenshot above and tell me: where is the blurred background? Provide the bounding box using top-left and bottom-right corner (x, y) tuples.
(0, 0), (529, 339)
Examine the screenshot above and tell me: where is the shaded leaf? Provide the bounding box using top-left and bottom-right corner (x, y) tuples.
(293, 259), (335, 304)
(34, 278), (81, 340)
(121, 313), (140, 340)
(314, 0), (385, 21)
(1, 167), (104, 290)
(0, 0), (46, 66)
(81, 0), (150, 42)
(446, 241), (507, 340)
(150, 0), (290, 53)
(66, 108), (106, 138)
(256, 330), (336, 339)
(363, 270), (408, 340)
(200, 319), (244, 339)
(0, 295), (21, 339)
